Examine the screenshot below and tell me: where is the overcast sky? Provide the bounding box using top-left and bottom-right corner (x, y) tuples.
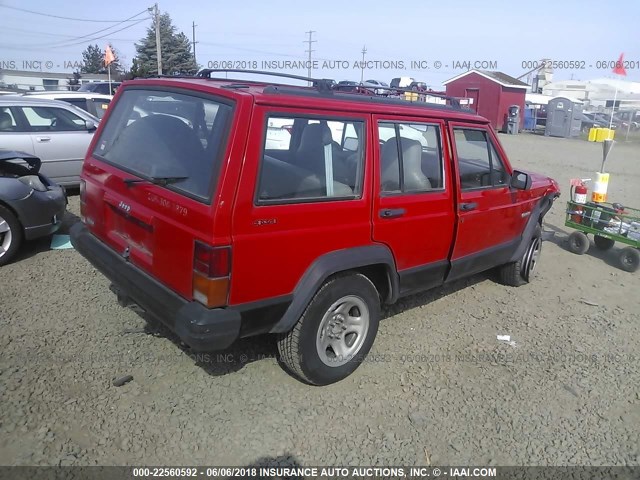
(0, 0), (638, 88)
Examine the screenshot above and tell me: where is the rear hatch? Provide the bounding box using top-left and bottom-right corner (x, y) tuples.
(80, 85), (236, 303)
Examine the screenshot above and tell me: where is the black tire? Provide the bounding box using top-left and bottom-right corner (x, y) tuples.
(0, 204), (23, 267)
(594, 235), (615, 251)
(499, 226), (542, 287)
(277, 273), (380, 386)
(619, 247), (640, 273)
(567, 231), (590, 255)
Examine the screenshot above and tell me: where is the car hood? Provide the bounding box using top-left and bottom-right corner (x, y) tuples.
(0, 150), (41, 174)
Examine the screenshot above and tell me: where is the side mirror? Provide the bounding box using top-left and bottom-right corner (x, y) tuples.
(85, 120), (97, 132)
(510, 170), (532, 190)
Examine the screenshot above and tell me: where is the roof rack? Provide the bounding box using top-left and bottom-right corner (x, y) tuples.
(195, 69), (336, 92)
(149, 69), (465, 110)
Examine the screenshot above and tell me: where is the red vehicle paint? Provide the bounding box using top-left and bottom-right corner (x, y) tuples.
(71, 72), (560, 385)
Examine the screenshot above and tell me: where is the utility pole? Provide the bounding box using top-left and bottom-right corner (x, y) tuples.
(154, 3), (162, 75)
(360, 45), (367, 83)
(304, 30), (316, 85)
(192, 21), (198, 66)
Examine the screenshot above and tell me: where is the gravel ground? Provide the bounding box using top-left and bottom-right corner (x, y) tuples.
(1, 133), (639, 467)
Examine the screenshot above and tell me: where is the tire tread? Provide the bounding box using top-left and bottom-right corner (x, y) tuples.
(277, 272), (377, 385)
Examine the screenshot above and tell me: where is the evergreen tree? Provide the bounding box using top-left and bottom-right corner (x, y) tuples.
(81, 43), (123, 76)
(132, 13), (197, 76)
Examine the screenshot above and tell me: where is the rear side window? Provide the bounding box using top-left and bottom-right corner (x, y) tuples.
(453, 128), (509, 189)
(379, 122), (443, 193)
(93, 89), (233, 201)
(256, 115), (365, 204)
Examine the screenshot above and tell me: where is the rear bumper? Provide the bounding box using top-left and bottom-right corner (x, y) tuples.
(70, 223), (241, 351)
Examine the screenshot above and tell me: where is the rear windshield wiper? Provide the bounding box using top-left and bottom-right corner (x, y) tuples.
(123, 176), (188, 187)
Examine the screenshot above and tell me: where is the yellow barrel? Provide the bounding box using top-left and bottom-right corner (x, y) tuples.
(588, 127), (598, 142)
(605, 128), (615, 140)
(591, 172), (610, 203)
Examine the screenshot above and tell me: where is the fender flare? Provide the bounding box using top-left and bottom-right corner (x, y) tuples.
(509, 192), (558, 263)
(269, 244), (398, 334)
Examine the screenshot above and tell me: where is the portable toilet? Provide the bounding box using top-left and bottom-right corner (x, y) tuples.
(544, 97), (583, 138)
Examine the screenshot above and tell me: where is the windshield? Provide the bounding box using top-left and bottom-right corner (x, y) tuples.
(93, 89), (233, 200)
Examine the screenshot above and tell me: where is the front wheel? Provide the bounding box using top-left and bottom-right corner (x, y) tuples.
(499, 226), (542, 287)
(619, 247), (640, 272)
(277, 273), (380, 385)
(0, 205), (23, 267)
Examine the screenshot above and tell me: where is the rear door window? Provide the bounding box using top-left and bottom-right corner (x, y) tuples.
(379, 122), (444, 193)
(257, 115), (365, 203)
(93, 89), (233, 201)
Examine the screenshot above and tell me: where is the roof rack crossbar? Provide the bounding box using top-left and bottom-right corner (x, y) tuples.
(356, 85), (461, 107)
(195, 69), (335, 92)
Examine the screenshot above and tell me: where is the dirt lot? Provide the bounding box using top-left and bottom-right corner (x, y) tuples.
(1, 133), (639, 467)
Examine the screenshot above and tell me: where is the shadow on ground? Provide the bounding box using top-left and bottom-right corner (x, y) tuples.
(10, 206), (81, 264)
(228, 455), (303, 479)
(135, 268), (494, 380)
(543, 221), (627, 270)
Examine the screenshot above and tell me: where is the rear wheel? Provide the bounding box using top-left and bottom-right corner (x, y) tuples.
(619, 247), (640, 272)
(568, 231), (590, 255)
(277, 273), (380, 385)
(594, 235), (615, 251)
(0, 205), (23, 267)
(499, 226), (542, 287)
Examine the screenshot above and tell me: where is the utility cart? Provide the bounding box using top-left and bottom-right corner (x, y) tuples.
(565, 200), (640, 272)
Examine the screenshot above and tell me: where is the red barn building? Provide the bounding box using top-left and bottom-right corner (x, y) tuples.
(443, 70), (529, 131)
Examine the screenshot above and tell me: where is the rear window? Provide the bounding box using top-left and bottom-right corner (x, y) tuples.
(93, 89), (233, 201)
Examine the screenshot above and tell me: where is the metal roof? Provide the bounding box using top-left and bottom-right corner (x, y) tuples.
(443, 70), (530, 89)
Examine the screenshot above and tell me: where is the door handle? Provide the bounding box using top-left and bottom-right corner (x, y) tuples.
(379, 208), (406, 219)
(36, 137), (51, 142)
(459, 202), (478, 211)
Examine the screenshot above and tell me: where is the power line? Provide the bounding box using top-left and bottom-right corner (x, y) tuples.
(1, 10), (150, 49)
(3, 18), (149, 51)
(0, 27), (140, 43)
(0, 4), (150, 23)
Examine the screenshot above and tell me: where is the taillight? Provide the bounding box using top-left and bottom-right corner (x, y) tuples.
(192, 242), (231, 308)
(79, 179), (88, 224)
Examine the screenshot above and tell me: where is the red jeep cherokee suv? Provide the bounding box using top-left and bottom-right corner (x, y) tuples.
(71, 70), (560, 385)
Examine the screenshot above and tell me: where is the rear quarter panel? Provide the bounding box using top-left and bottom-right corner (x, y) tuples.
(229, 106), (374, 305)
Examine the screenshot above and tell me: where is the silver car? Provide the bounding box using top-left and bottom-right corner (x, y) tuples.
(0, 96), (99, 187)
(21, 91), (112, 120)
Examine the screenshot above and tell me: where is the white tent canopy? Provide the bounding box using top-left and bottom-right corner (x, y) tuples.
(526, 93), (583, 105)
